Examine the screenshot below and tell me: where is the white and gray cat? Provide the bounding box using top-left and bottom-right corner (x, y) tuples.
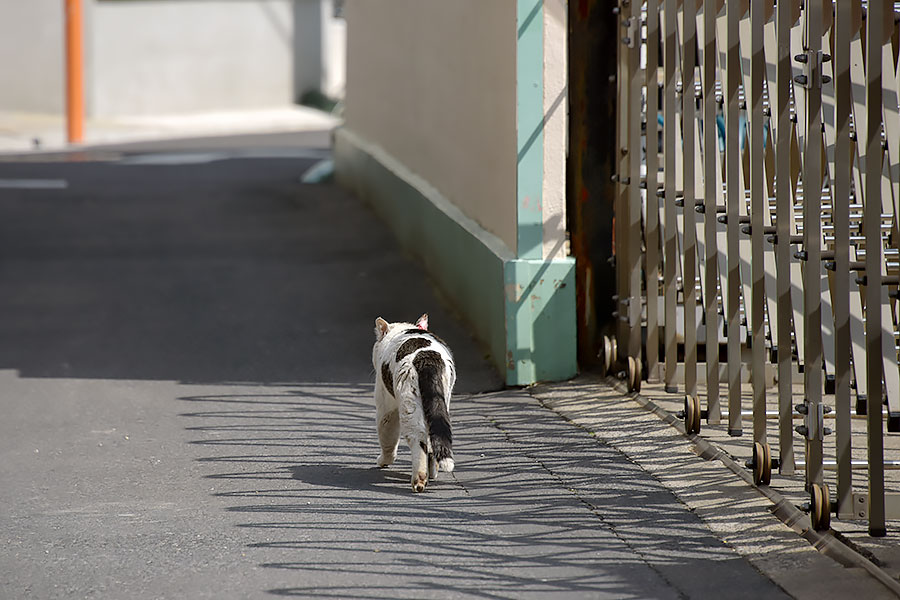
(372, 313), (456, 492)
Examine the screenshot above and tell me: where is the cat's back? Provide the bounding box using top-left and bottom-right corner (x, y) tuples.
(380, 326), (455, 384)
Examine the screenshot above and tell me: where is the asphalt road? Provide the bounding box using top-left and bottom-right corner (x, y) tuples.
(1, 133), (791, 598)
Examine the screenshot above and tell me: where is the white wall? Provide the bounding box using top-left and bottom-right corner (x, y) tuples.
(319, 0), (345, 99)
(543, 0), (568, 260)
(92, 1), (294, 116)
(294, 0), (346, 100)
(0, 0), (66, 113)
(342, 0), (518, 254)
(0, 0), (344, 118)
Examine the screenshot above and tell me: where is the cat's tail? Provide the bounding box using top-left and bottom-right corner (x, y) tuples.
(418, 361), (454, 473)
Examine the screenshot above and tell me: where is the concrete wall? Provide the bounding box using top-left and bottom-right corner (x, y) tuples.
(92, 0), (294, 116)
(542, 0), (568, 261)
(319, 1), (346, 98)
(0, 0), (344, 117)
(0, 0), (66, 113)
(294, 0), (346, 100)
(337, 0), (576, 384)
(342, 0), (518, 254)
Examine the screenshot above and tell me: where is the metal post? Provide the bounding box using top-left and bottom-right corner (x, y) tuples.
(663, 0), (679, 393)
(774, 0), (796, 475)
(801, 0), (825, 496)
(749, 0), (766, 447)
(725, 0), (743, 436)
(646, 0), (661, 382)
(864, 0), (887, 538)
(831, 0), (853, 520)
(616, 0), (630, 355)
(847, 2), (871, 413)
(627, 0), (643, 370)
(682, 0), (698, 401)
(64, 0), (84, 144)
(567, 0), (620, 368)
(702, 0), (720, 423)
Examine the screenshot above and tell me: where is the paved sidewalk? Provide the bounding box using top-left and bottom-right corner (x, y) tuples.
(578, 375), (900, 593)
(532, 378), (900, 598)
(0, 106), (339, 155)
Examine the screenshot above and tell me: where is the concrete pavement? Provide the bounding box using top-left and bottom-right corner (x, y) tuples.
(0, 125), (896, 598)
(0, 106), (339, 155)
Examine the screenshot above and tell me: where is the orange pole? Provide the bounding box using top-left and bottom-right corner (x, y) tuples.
(65, 0), (84, 144)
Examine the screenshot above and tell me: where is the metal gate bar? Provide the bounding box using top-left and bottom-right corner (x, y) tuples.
(725, 0), (743, 436)
(646, 0), (662, 384)
(701, 0), (721, 423)
(775, 0), (798, 476)
(864, 0), (887, 538)
(826, 0), (852, 518)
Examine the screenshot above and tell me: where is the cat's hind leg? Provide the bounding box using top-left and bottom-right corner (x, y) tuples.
(428, 452), (438, 480)
(409, 439), (429, 492)
(398, 396), (429, 491)
(376, 407), (400, 467)
(396, 379), (430, 492)
(374, 382), (400, 468)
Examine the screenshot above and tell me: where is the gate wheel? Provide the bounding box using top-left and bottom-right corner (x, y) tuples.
(626, 357), (637, 392)
(599, 336), (613, 376)
(810, 483), (831, 531)
(628, 356), (642, 393)
(684, 394), (701, 434)
(752, 441), (772, 486)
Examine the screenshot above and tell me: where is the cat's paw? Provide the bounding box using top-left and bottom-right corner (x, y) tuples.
(412, 471), (427, 493)
(438, 458), (455, 473)
(377, 452), (395, 468)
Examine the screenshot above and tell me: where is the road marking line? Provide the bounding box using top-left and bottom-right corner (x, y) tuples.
(0, 179), (69, 189)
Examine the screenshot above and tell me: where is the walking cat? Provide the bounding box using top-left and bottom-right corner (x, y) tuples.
(372, 313), (456, 492)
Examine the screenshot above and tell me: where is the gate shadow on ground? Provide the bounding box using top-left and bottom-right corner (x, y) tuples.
(181, 385), (789, 599)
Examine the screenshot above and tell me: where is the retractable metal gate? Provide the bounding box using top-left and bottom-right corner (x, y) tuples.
(606, 0), (900, 536)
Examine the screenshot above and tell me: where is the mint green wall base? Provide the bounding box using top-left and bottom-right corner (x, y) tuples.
(334, 128), (577, 386)
(504, 258), (577, 385)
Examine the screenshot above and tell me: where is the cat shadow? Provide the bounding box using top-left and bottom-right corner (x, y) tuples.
(287, 464), (413, 496)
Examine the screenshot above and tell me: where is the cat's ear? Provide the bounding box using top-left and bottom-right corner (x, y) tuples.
(415, 313), (428, 330)
(374, 317), (390, 341)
